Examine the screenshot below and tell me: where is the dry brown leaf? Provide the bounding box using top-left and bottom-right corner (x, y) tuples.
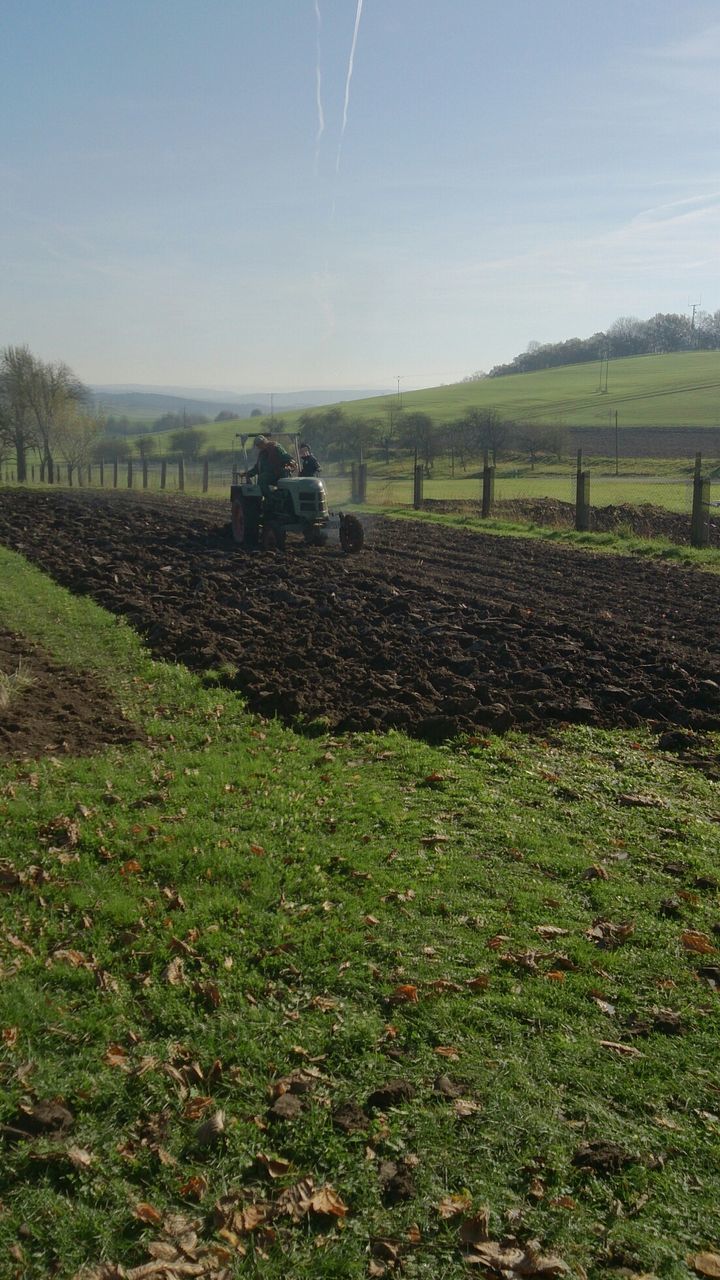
(309, 1184), (348, 1218)
(121, 858), (142, 876)
(535, 925), (569, 939)
(134, 1201), (164, 1225)
(256, 1153), (292, 1178)
(466, 975), (489, 992)
(104, 1043), (130, 1070)
(599, 1040), (644, 1057)
(178, 1175), (208, 1201)
(545, 971), (565, 982)
(453, 1098), (481, 1118)
(466, 1240), (569, 1275)
(437, 1193), (471, 1218)
(435, 1045), (460, 1060)
(487, 934), (510, 950)
(66, 1145), (93, 1170)
(163, 956), (185, 986)
(52, 949), (87, 967)
(459, 1209), (490, 1244)
(682, 931), (717, 956)
(690, 1253), (720, 1278)
(390, 984), (418, 1003)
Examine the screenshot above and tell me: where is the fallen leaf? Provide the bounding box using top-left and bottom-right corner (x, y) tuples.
(682, 931), (717, 956)
(121, 858), (142, 876)
(545, 971), (565, 982)
(438, 1193), (471, 1218)
(257, 1153), (292, 1178)
(309, 1184), (348, 1218)
(691, 1252), (720, 1278)
(466, 975), (489, 992)
(163, 956), (185, 986)
(535, 925), (569, 939)
(435, 1045), (460, 1060)
(178, 1174), (208, 1200)
(459, 1209), (490, 1244)
(453, 1098), (481, 1118)
(134, 1201), (164, 1225)
(66, 1145), (93, 1170)
(599, 1040), (644, 1057)
(390, 984), (419, 1003)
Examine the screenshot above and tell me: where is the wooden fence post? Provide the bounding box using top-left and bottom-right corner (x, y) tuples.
(113, 459), (118, 488)
(67, 463), (73, 486)
(357, 462), (367, 503)
(142, 459), (148, 489)
(481, 449), (495, 518)
(202, 459), (209, 493)
(127, 459), (133, 489)
(413, 464), (424, 510)
(575, 449), (591, 531)
(691, 454), (710, 548)
(178, 458), (185, 492)
(160, 459), (167, 490)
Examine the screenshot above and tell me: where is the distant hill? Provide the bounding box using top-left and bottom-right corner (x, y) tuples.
(91, 385), (392, 422)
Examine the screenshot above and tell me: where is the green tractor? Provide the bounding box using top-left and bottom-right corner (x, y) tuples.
(230, 432), (364, 553)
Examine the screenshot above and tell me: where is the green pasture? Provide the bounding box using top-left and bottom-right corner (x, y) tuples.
(143, 352), (720, 460)
(1, 545), (720, 1278)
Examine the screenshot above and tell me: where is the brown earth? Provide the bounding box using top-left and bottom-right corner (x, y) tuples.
(422, 497), (720, 544)
(0, 488), (719, 744)
(0, 625), (143, 760)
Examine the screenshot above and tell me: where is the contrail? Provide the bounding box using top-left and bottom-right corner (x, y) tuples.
(314, 0), (324, 168)
(336, 0), (364, 173)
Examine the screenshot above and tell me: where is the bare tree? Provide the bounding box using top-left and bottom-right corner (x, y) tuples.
(0, 346), (38, 482)
(53, 402), (105, 482)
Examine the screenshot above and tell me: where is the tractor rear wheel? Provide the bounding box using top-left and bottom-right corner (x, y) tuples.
(339, 513), (364, 554)
(261, 521), (286, 552)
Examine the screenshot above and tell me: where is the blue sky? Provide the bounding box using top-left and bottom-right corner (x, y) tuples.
(2, 0), (719, 391)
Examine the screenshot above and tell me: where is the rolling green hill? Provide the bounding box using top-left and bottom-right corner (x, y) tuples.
(145, 350), (720, 457)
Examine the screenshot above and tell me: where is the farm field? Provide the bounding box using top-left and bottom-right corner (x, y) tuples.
(1, 489), (720, 739)
(1, 491), (720, 1279)
(143, 352), (720, 459)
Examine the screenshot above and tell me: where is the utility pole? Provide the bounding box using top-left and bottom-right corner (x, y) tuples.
(396, 375), (403, 412)
(689, 300), (701, 330)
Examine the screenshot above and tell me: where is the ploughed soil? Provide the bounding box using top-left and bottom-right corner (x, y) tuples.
(0, 626), (143, 760)
(422, 497), (720, 545)
(0, 488), (719, 745)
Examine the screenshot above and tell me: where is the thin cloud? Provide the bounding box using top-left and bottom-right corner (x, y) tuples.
(314, 0), (325, 169)
(336, 0), (364, 174)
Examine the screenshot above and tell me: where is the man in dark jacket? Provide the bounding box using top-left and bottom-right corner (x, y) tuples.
(244, 435), (296, 498)
(299, 443), (320, 477)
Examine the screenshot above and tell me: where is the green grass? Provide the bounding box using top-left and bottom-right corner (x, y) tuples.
(1, 547), (720, 1278)
(139, 352), (720, 460)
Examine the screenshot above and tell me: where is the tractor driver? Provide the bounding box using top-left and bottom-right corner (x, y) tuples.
(244, 435), (296, 500)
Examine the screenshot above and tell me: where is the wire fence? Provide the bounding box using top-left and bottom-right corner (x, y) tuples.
(1, 451), (716, 547)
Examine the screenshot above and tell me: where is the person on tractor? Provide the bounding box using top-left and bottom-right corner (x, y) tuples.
(244, 435), (296, 499)
(299, 442), (320, 477)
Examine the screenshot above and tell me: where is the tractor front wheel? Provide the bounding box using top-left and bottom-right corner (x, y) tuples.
(339, 513), (364, 554)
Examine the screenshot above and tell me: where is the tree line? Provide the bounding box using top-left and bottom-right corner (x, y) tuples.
(488, 309), (720, 378)
(0, 346), (102, 483)
(296, 406), (567, 473)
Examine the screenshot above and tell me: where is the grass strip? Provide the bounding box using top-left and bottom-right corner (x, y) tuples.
(1, 548), (719, 1278)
